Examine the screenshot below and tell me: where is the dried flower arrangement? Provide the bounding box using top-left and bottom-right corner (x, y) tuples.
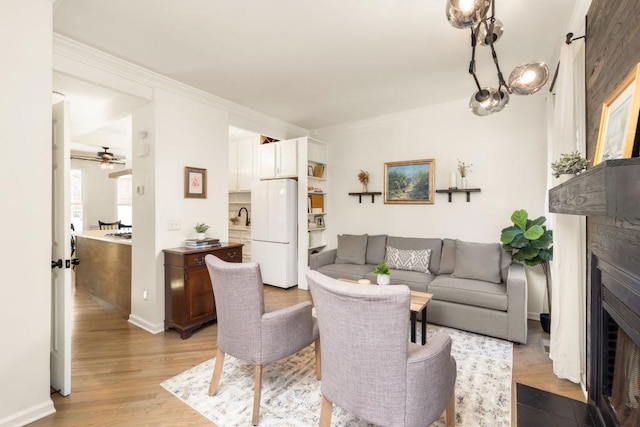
(550, 151), (588, 178)
(457, 159), (473, 177)
(357, 169), (370, 192)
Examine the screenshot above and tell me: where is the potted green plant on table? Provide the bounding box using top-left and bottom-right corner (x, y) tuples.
(500, 209), (554, 333)
(374, 262), (391, 285)
(550, 151), (588, 179)
(194, 222), (210, 240)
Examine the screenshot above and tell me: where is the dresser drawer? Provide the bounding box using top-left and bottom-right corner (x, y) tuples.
(215, 247), (242, 263)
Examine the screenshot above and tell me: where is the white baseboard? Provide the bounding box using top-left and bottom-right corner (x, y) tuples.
(0, 399), (55, 427)
(128, 314), (165, 334)
(527, 311), (540, 320)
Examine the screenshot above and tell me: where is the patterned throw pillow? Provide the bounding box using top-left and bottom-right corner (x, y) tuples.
(385, 246), (431, 274)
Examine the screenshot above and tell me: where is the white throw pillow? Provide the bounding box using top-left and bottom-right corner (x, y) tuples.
(385, 246), (431, 273)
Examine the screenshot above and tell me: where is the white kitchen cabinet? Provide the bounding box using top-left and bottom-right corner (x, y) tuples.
(258, 138), (297, 179)
(229, 136), (256, 192)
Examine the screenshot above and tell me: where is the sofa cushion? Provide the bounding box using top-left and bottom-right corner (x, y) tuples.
(451, 240), (502, 284)
(385, 246), (431, 273)
(428, 274), (508, 311)
(438, 238), (456, 274)
(317, 263), (374, 281)
(386, 236), (443, 275)
(500, 248), (512, 283)
(366, 234), (388, 265)
(335, 234), (368, 265)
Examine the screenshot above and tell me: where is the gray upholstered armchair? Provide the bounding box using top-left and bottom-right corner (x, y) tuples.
(307, 270), (456, 427)
(205, 255), (320, 425)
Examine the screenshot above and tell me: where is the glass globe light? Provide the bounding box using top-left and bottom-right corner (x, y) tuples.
(508, 62), (550, 95)
(446, 0), (490, 29)
(469, 87), (501, 116)
(493, 86), (510, 112)
(477, 19), (504, 46)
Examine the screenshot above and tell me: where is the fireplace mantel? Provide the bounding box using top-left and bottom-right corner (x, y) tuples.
(548, 158), (640, 219)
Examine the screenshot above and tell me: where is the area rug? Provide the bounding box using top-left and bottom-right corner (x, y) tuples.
(161, 324), (513, 426)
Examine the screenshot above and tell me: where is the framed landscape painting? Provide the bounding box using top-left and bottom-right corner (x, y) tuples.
(184, 166), (207, 199)
(594, 63), (640, 165)
(384, 159), (435, 204)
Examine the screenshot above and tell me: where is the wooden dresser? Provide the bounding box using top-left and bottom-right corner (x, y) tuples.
(163, 243), (243, 339)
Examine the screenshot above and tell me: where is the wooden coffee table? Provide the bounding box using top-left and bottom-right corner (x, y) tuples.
(410, 291), (433, 345)
(337, 279), (433, 345)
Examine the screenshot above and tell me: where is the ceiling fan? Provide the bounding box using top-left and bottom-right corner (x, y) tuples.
(70, 146), (126, 169)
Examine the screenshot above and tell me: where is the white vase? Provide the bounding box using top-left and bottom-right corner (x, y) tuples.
(377, 274), (390, 285)
(196, 232), (205, 240)
(460, 177), (467, 189)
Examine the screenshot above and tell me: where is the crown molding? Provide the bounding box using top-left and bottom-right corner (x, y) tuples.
(53, 33), (308, 137)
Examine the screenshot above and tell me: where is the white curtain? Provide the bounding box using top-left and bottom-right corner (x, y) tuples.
(546, 40), (587, 385)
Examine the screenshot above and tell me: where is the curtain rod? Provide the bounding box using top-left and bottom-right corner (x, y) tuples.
(549, 32), (586, 93)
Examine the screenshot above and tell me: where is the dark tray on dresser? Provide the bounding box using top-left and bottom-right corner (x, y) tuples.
(163, 243), (243, 339)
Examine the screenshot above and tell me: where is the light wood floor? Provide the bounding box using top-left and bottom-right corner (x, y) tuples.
(30, 286), (584, 426)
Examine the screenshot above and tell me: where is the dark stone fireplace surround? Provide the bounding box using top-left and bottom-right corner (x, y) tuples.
(549, 158), (640, 427)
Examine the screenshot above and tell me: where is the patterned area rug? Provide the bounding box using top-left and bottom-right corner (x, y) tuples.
(161, 324), (513, 426)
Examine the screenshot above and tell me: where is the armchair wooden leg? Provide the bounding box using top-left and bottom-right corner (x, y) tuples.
(320, 394), (332, 427)
(315, 339), (321, 380)
(208, 348), (225, 396)
(252, 365), (263, 426)
(445, 392), (455, 427)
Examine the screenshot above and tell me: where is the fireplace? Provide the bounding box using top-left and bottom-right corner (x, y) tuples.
(590, 255), (640, 426)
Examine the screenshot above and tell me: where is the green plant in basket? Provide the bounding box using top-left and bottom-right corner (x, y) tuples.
(374, 262), (391, 276)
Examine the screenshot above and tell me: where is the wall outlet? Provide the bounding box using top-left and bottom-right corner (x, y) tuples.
(143, 289), (148, 300)
(168, 220), (180, 230)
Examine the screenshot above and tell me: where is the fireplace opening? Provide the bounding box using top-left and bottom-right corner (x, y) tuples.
(609, 327), (640, 426)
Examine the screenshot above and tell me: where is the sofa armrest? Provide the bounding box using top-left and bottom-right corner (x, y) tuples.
(506, 262), (528, 344)
(309, 248), (337, 270)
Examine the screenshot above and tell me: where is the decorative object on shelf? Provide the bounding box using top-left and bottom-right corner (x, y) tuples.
(500, 209), (553, 333)
(373, 262), (391, 285)
(314, 216), (324, 228)
(436, 188), (481, 202)
(194, 222), (210, 240)
(308, 166), (314, 176)
(313, 164), (325, 178)
(449, 171), (457, 189)
(229, 216), (240, 225)
(384, 159), (435, 205)
(594, 63), (640, 165)
(184, 166), (207, 199)
(457, 159), (473, 189)
(445, 0), (549, 116)
(550, 151), (588, 178)
(357, 169), (370, 193)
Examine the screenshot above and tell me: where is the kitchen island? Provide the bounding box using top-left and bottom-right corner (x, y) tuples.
(75, 230), (132, 316)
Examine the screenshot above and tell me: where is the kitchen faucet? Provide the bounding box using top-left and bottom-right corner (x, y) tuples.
(238, 207), (250, 226)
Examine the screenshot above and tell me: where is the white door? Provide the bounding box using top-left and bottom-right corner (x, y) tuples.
(268, 180), (289, 243)
(51, 101), (72, 396)
(251, 180), (269, 241)
(277, 139), (297, 177)
(258, 143), (276, 179)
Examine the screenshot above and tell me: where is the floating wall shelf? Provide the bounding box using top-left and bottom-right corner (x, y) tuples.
(436, 188), (481, 202)
(348, 192), (382, 203)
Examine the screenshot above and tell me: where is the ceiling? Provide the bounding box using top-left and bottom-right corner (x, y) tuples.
(53, 0), (577, 129)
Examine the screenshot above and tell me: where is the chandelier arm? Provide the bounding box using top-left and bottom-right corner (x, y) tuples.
(469, 27), (483, 92)
(484, 19), (509, 90)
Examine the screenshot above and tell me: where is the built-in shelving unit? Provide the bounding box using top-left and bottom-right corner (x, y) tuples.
(297, 137), (329, 290)
(348, 191), (382, 203)
(436, 188), (481, 202)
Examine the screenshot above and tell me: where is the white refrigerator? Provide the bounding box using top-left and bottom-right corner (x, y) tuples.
(251, 179), (298, 288)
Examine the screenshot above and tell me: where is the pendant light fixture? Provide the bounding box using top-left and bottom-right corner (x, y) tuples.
(446, 0), (549, 116)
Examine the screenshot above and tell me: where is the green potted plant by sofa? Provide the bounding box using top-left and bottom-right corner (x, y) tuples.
(500, 209), (554, 333)
(374, 262), (391, 285)
(194, 222), (210, 240)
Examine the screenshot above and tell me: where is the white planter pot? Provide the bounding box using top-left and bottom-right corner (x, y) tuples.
(377, 274), (390, 285)
(196, 232), (205, 240)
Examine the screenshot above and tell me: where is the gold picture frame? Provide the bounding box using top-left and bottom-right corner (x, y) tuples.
(384, 159), (435, 204)
(184, 166), (207, 199)
(594, 63), (640, 165)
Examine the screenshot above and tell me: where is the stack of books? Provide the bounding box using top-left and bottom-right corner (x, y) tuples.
(184, 238), (221, 249)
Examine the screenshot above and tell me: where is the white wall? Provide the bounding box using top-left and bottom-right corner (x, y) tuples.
(314, 95), (550, 317)
(0, 1), (55, 425)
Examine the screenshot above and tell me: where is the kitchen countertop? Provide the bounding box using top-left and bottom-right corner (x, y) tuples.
(74, 229), (132, 245)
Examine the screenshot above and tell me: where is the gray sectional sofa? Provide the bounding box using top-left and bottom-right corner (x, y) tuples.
(309, 234), (528, 344)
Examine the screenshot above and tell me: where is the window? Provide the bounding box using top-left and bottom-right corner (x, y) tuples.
(117, 175), (132, 227)
(70, 169), (83, 231)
